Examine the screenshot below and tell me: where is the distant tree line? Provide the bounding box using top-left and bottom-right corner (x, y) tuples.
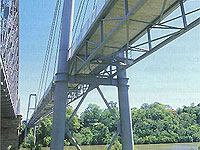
(19, 102), (200, 148)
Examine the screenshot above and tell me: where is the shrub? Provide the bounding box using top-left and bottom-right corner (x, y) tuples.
(43, 136), (51, 147)
(35, 144), (42, 150)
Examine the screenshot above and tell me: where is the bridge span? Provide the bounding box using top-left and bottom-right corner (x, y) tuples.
(24, 0), (200, 149)
(1, 0), (21, 149)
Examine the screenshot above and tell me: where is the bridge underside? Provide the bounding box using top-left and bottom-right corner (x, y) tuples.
(1, 61), (15, 118)
(1, 0), (20, 148)
(69, 0), (179, 75)
(25, 0), (199, 149)
(27, 0), (200, 128)
(1, 60), (21, 149)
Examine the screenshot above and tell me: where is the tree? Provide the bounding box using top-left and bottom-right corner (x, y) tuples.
(90, 123), (110, 145)
(20, 102), (200, 147)
(74, 127), (93, 145)
(80, 104), (102, 126)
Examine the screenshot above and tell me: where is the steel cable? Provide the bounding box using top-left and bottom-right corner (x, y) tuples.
(71, 0), (87, 45)
(43, 0), (62, 92)
(80, 0), (90, 30)
(37, 0), (61, 99)
(52, 25), (61, 79)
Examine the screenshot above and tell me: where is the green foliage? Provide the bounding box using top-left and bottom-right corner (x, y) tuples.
(132, 102), (200, 144)
(21, 135), (35, 148)
(36, 117), (52, 146)
(66, 106), (81, 133)
(74, 127), (93, 145)
(80, 104), (102, 126)
(20, 102), (200, 148)
(43, 136), (51, 147)
(35, 144), (42, 150)
(110, 140), (122, 150)
(21, 128), (35, 148)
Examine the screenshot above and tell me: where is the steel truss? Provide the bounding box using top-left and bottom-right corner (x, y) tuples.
(27, 0), (200, 126)
(67, 0), (199, 103)
(69, 0), (199, 79)
(29, 84), (122, 150)
(62, 1), (200, 148)
(26, 75), (123, 127)
(1, 0), (19, 115)
(25, 0), (200, 149)
(65, 85), (121, 150)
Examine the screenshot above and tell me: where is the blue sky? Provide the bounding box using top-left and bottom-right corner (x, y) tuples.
(19, 0), (200, 119)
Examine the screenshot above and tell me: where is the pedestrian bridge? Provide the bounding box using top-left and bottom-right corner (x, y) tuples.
(25, 0), (199, 149)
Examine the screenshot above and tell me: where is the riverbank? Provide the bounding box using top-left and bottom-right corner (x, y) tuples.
(20, 142), (200, 150)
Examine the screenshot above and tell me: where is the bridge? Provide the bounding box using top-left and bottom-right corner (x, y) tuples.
(1, 0), (21, 149)
(24, 0), (200, 150)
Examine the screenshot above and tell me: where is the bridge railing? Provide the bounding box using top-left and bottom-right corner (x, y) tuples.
(69, 0), (110, 58)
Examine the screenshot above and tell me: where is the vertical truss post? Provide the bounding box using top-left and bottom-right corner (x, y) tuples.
(100, 21), (104, 42)
(123, 0), (128, 15)
(110, 65), (113, 76)
(50, 0), (74, 150)
(85, 41), (88, 60)
(75, 56), (78, 72)
(124, 0), (129, 59)
(117, 53), (134, 150)
(179, 0), (187, 27)
(147, 27), (152, 50)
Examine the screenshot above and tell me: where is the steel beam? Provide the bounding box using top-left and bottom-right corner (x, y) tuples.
(50, 0), (74, 149)
(112, 17), (200, 77)
(179, 0), (187, 27)
(147, 28), (152, 50)
(68, 75), (121, 86)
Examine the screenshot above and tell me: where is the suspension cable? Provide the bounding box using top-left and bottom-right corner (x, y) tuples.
(43, 0), (62, 92)
(52, 25), (61, 79)
(71, 0), (97, 46)
(71, 0), (87, 45)
(80, 0), (90, 31)
(72, 0), (85, 32)
(37, 0), (61, 99)
(93, 0), (97, 10)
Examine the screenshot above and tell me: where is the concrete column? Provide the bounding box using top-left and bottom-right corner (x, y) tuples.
(50, 0), (74, 150)
(117, 53), (134, 150)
